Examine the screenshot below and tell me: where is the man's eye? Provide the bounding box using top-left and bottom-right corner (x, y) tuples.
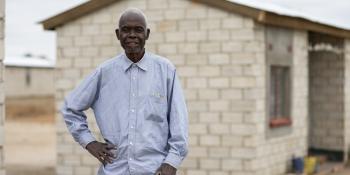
(122, 28), (129, 32)
(135, 28), (144, 33)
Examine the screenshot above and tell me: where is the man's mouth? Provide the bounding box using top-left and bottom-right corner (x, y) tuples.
(126, 42), (139, 46)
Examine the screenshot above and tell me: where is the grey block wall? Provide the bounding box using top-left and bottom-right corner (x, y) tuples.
(0, 0), (5, 174)
(309, 51), (344, 151)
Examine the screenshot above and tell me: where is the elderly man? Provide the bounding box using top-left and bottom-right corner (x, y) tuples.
(61, 8), (188, 175)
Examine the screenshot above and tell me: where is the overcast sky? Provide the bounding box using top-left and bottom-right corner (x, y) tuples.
(5, 0), (350, 61)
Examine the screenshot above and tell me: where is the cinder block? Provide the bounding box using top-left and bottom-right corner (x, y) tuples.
(209, 124), (230, 134)
(209, 78), (229, 88)
(200, 19), (221, 30)
(186, 7), (207, 19)
(200, 158), (220, 170)
(199, 42), (221, 53)
(198, 66), (220, 77)
(165, 32), (185, 42)
(147, 0), (168, 9)
(182, 157), (198, 169)
(74, 166), (92, 175)
(186, 31), (207, 42)
(231, 77), (256, 88)
(209, 54), (230, 65)
(198, 89), (219, 100)
(200, 135), (220, 146)
(222, 16), (243, 29)
(82, 25), (100, 36)
(208, 147), (230, 158)
(209, 30), (230, 41)
(164, 9), (185, 20)
(188, 146), (208, 158)
(190, 124), (208, 134)
(158, 43), (177, 54)
(221, 159), (243, 171)
(179, 20), (199, 31)
(209, 100), (230, 111)
(222, 112), (243, 123)
(222, 135), (243, 146)
(74, 36), (93, 46)
(178, 43), (198, 54)
(221, 41), (243, 53)
(199, 112), (220, 123)
(221, 89), (243, 100)
(187, 78), (207, 88)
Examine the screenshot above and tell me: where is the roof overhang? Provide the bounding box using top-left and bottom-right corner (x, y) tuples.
(41, 0), (350, 39)
(41, 0), (119, 30)
(196, 0), (350, 38)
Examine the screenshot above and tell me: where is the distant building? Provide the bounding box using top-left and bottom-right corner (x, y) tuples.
(4, 56), (55, 117)
(42, 0), (350, 175)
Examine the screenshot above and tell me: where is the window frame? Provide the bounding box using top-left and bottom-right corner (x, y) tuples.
(265, 26), (294, 137)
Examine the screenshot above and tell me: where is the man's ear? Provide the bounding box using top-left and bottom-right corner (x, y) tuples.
(115, 29), (120, 40)
(145, 28), (150, 40)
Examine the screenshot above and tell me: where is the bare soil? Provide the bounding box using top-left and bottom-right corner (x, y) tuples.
(5, 97), (56, 175)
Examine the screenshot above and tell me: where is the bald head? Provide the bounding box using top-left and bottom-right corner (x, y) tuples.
(115, 8), (150, 62)
(118, 8), (148, 28)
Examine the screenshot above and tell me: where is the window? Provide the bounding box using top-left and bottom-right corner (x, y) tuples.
(266, 26), (293, 129)
(269, 66), (291, 128)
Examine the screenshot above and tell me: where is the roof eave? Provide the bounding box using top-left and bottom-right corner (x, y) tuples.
(41, 0), (119, 30)
(41, 0), (350, 38)
(195, 0), (350, 38)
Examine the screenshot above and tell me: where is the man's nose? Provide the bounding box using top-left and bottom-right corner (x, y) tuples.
(129, 30), (137, 37)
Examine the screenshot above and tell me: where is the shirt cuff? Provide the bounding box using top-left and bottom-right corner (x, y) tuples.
(78, 132), (96, 149)
(163, 152), (183, 169)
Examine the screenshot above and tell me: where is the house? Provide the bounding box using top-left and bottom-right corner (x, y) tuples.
(4, 56), (55, 118)
(41, 0), (350, 174)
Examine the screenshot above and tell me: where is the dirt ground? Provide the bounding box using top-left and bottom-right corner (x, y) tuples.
(4, 96), (350, 175)
(5, 113), (56, 175)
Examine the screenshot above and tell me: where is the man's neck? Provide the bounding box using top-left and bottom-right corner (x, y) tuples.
(126, 50), (145, 63)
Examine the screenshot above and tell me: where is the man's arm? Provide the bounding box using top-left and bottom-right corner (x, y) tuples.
(60, 68), (116, 165)
(60, 69), (100, 148)
(163, 69), (189, 170)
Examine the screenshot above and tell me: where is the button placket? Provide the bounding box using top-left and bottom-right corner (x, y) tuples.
(128, 64), (138, 165)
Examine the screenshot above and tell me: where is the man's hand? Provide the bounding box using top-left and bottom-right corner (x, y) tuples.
(86, 141), (117, 166)
(155, 163), (176, 175)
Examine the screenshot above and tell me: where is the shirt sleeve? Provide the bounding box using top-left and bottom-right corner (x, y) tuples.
(60, 68), (101, 149)
(163, 69), (189, 169)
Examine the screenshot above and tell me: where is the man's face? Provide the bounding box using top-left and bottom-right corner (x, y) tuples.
(116, 13), (150, 55)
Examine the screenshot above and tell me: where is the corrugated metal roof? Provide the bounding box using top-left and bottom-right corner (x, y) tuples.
(227, 0), (350, 30)
(4, 57), (55, 68)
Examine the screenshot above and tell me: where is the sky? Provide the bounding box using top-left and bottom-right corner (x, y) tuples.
(5, 0), (350, 62)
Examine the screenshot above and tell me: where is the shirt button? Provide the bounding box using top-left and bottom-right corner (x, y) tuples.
(131, 126), (134, 129)
(129, 158), (133, 161)
(131, 109), (135, 113)
(132, 93), (135, 97)
(130, 142), (133, 145)
(132, 76), (136, 80)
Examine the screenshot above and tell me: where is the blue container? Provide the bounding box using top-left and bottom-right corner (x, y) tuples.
(292, 157), (304, 174)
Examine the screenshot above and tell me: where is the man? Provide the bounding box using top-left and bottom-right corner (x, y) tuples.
(61, 8), (188, 175)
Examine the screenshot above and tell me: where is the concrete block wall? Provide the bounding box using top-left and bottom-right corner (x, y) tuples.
(0, 0), (5, 174)
(250, 29), (308, 175)
(309, 51), (344, 151)
(54, 0), (308, 174)
(4, 67), (54, 97)
(345, 39), (350, 159)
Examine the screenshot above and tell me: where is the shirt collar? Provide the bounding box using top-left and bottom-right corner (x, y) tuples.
(121, 52), (149, 72)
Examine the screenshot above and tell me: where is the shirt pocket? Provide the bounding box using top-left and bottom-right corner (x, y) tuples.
(145, 92), (168, 123)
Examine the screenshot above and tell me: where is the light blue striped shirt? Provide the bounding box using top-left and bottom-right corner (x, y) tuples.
(61, 52), (188, 175)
